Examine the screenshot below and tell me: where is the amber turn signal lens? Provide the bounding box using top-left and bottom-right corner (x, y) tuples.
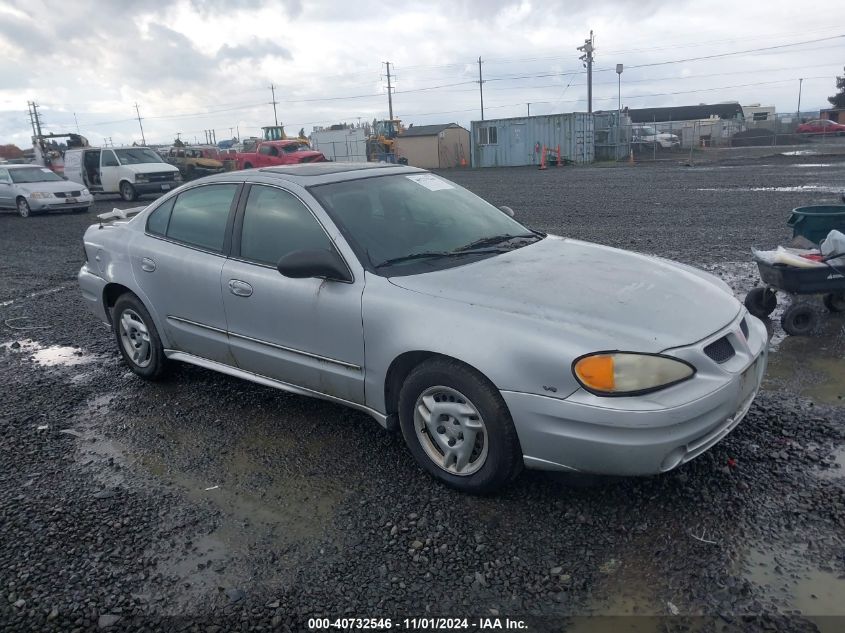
(574, 354), (615, 392)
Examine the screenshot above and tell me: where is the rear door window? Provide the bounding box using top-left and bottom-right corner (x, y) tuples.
(238, 185), (334, 266)
(165, 184), (238, 252)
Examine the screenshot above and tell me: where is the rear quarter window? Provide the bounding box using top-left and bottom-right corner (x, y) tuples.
(164, 184), (238, 252)
(146, 198), (175, 236)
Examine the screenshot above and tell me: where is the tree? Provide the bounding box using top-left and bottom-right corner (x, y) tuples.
(0, 144), (24, 159)
(829, 66), (845, 109)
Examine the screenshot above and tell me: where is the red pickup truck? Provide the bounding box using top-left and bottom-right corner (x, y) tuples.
(237, 140), (326, 169)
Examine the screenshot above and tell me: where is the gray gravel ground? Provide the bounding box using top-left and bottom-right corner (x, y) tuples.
(1, 156), (845, 632)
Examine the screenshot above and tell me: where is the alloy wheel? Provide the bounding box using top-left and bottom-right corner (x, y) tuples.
(414, 386), (488, 476)
(118, 308), (152, 367)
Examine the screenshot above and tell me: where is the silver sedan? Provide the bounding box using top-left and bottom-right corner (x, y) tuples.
(78, 163), (766, 493)
(0, 165), (93, 217)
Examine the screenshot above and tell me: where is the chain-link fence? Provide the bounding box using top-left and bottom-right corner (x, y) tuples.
(597, 112), (845, 164)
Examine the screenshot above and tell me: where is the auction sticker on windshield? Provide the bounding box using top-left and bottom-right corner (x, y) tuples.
(405, 174), (454, 191)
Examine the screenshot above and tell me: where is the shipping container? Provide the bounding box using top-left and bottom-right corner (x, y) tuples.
(310, 128), (367, 163)
(471, 113), (594, 167)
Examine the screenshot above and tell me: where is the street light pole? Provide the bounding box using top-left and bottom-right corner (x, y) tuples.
(616, 64), (624, 160)
(797, 77), (804, 121)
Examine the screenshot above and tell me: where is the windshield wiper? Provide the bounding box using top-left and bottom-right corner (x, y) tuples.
(375, 248), (506, 269)
(453, 233), (541, 252)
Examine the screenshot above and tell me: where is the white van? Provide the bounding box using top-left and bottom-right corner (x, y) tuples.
(63, 147), (181, 201)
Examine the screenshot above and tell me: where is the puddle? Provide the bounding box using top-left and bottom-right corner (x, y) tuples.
(781, 150), (819, 156)
(764, 317), (845, 404)
(697, 185), (845, 193)
(795, 164), (833, 168)
(744, 544), (845, 624)
(2, 339), (98, 367)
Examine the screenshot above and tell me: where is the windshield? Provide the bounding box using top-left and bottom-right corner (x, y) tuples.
(10, 167), (64, 183)
(311, 173), (540, 276)
(282, 143), (308, 153)
(114, 148), (165, 165)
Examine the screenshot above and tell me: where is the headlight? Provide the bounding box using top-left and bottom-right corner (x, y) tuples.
(173, 173), (183, 181)
(29, 191), (53, 199)
(134, 174), (148, 183)
(573, 352), (695, 396)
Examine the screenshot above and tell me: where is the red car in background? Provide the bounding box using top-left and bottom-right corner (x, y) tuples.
(796, 119), (845, 136)
(237, 140), (326, 170)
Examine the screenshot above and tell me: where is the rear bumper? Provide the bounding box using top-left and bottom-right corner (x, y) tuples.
(506, 318), (768, 476)
(78, 264), (109, 325)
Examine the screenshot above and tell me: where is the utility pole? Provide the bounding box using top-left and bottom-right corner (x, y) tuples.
(616, 64), (624, 160)
(229, 127), (234, 139)
(29, 101), (44, 138)
(269, 83), (279, 126)
(26, 102), (37, 138)
(134, 103), (146, 146)
(478, 56), (485, 121)
(527, 103), (531, 117)
(797, 77), (804, 120)
(384, 62), (394, 121)
(73, 112), (80, 134)
(577, 30), (595, 113)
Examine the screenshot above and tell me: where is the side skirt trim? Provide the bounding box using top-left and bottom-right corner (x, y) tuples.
(163, 349), (387, 428)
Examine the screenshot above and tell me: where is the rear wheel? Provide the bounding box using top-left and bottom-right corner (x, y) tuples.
(398, 358), (522, 493)
(119, 181), (137, 202)
(823, 292), (845, 313)
(781, 303), (818, 336)
(112, 294), (167, 379)
(744, 287), (777, 318)
(243, 162), (253, 169)
(16, 197), (31, 218)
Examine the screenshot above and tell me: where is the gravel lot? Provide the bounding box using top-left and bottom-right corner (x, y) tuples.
(1, 156), (845, 631)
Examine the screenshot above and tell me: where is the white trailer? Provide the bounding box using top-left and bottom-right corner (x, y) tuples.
(310, 128), (367, 163)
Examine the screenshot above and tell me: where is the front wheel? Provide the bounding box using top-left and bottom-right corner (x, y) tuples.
(120, 181), (137, 202)
(398, 358), (522, 493)
(243, 162), (253, 169)
(16, 197), (32, 218)
(112, 294), (167, 379)
(744, 287), (777, 318)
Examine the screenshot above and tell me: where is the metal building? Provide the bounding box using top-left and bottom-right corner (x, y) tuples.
(471, 113), (594, 167)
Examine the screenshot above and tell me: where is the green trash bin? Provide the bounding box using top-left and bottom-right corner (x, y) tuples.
(787, 205), (845, 244)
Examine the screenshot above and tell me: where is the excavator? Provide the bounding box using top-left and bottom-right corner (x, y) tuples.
(367, 119), (403, 162)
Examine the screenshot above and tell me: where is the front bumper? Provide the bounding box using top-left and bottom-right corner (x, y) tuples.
(78, 264), (109, 325)
(29, 194), (94, 211)
(133, 181), (179, 195)
(506, 314), (768, 476)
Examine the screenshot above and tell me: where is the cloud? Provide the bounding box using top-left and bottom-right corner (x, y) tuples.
(217, 37), (292, 62)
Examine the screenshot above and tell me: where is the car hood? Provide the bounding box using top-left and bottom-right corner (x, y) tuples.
(657, 133), (679, 140)
(388, 236), (741, 352)
(17, 179), (88, 193)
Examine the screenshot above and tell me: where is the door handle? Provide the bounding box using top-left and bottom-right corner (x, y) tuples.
(228, 279), (253, 297)
(140, 257), (156, 272)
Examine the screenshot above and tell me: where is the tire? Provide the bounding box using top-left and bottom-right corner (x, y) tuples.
(398, 357), (522, 493)
(744, 287), (777, 318)
(781, 303), (818, 336)
(823, 292), (845, 313)
(112, 294), (167, 379)
(119, 181), (137, 202)
(16, 197), (32, 218)
(243, 162), (253, 170)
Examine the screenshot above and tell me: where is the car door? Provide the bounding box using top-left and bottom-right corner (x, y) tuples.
(130, 182), (241, 363)
(100, 149), (121, 192)
(221, 183), (366, 404)
(0, 168), (12, 207)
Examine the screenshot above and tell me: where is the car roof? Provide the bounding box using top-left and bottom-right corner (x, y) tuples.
(200, 162), (426, 187)
(5, 164), (45, 169)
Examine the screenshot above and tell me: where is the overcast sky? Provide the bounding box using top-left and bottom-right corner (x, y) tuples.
(0, 0), (842, 147)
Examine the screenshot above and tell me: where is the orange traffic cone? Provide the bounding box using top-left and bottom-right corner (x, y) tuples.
(539, 145), (547, 170)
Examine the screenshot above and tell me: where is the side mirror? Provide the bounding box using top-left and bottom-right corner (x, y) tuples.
(499, 205), (515, 218)
(277, 249), (352, 283)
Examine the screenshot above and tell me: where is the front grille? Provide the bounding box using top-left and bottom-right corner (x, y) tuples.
(704, 336), (735, 364)
(145, 172), (177, 182)
(740, 318), (749, 339)
(54, 191), (81, 198)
